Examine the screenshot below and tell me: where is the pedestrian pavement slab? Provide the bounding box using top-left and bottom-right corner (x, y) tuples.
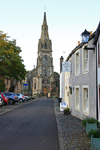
(54, 99), (91, 150)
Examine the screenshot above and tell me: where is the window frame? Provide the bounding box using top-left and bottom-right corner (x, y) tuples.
(75, 86), (80, 111)
(82, 85), (89, 115)
(75, 50), (80, 76)
(82, 47), (89, 74)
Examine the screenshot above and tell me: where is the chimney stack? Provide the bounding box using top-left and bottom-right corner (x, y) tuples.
(60, 56), (64, 73)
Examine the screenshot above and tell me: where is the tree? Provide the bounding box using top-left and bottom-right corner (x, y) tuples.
(0, 31), (26, 92)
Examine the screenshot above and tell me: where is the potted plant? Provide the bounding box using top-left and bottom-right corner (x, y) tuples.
(64, 108), (70, 115)
(82, 118), (98, 134)
(88, 129), (100, 149)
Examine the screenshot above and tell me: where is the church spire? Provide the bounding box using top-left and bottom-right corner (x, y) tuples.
(40, 12), (49, 42)
(43, 12), (47, 25)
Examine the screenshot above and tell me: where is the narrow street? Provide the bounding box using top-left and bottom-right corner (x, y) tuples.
(0, 98), (59, 150)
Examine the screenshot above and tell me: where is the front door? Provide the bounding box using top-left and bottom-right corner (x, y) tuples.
(43, 87), (48, 96)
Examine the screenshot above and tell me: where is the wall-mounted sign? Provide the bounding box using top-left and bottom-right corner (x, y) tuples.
(62, 61), (71, 72)
(24, 83), (28, 86)
(23, 83), (28, 89)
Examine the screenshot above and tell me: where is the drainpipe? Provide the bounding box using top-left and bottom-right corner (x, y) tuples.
(96, 44), (98, 120)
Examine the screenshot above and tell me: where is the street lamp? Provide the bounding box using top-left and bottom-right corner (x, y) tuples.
(81, 29), (90, 43)
(81, 29), (94, 50)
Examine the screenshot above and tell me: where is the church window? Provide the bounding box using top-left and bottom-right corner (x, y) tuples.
(34, 83), (36, 90)
(44, 28), (46, 33)
(44, 43), (47, 49)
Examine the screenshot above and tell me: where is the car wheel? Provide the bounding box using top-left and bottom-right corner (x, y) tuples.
(4, 102), (7, 105)
(1, 100), (5, 106)
(9, 99), (14, 105)
(19, 99), (23, 102)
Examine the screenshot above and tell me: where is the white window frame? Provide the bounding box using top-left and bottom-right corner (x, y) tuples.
(82, 47), (89, 74)
(75, 50), (80, 76)
(75, 86), (80, 111)
(82, 85), (89, 115)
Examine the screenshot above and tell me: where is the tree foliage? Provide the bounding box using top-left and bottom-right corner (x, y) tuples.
(0, 31), (26, 81)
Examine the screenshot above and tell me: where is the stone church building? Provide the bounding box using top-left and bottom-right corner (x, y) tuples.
(26, 12), (59, 97)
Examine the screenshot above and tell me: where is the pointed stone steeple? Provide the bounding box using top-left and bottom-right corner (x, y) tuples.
(43, 12), (47, 26)
(40, 12), (49, 45)
(38, 12), (52, 52)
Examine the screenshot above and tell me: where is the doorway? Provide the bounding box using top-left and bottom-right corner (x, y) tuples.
(43, 87), (48, 96)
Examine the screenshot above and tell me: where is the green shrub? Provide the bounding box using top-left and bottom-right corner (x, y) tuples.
(64, 108), (70, 112)
(88, 129), (100, 138)
(97, 122), (100, 127)
(82, 119), (87, 127)
(82, 118), (97, 127)
(64, 108), (71, 115)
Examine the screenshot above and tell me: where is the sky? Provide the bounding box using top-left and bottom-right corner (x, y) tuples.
(0, 0), (100, 73)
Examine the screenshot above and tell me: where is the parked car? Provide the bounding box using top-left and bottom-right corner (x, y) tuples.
(24, 96), (30, 101)
(0, 93), (8, 105)
(0, 95), (3, 105)
(2, 92), (19, 104)
(16, 93), (25, 102)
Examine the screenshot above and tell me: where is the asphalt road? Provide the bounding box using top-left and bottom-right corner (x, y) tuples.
(0, 98), (59, 150)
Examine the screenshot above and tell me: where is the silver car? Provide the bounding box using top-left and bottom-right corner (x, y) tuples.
(16, 93), (25, 102)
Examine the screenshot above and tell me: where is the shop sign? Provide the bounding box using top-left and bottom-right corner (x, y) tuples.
(62, 61), (71, 72)
(60, 102), (67, 111)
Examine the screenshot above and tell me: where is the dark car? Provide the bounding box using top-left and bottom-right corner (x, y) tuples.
(0, 93), (8, 105)
(2, 92), (19, 104)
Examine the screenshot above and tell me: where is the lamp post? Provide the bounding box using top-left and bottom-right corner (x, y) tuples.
(81, 29), (95, 50)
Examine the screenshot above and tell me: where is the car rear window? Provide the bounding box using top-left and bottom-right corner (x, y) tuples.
(4, 93), (12, 96)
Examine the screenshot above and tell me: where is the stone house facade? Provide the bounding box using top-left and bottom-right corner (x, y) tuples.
(61, 29), (98, 120)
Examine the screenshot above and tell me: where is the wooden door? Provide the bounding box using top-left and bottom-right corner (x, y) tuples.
(43, 87), (48, 96)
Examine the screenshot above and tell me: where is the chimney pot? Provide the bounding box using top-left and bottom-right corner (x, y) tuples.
(78, 41), (80, 45)
(90, 31), (92, 36)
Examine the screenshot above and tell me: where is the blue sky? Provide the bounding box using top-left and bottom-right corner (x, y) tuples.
(0, 0), (100, 73)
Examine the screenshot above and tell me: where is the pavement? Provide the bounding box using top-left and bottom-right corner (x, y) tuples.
(54, 99), (91, 150)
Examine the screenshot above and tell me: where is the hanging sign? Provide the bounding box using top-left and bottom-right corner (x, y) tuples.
(62, 61), (71, 72)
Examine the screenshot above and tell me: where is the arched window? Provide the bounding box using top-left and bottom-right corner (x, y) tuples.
(44, 43), (47, 49)
(34, 83), (36, 90)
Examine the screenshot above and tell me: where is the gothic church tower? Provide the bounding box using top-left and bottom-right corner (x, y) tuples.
(37, 12), (54, 95)
(26, 12), (59, 97)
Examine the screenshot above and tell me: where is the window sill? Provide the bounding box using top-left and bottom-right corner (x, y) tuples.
(82, 70), (89, 74)
(75, 107), (80, 111)
(75, 73), (80, 76)
(83, 111), (89, 116)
